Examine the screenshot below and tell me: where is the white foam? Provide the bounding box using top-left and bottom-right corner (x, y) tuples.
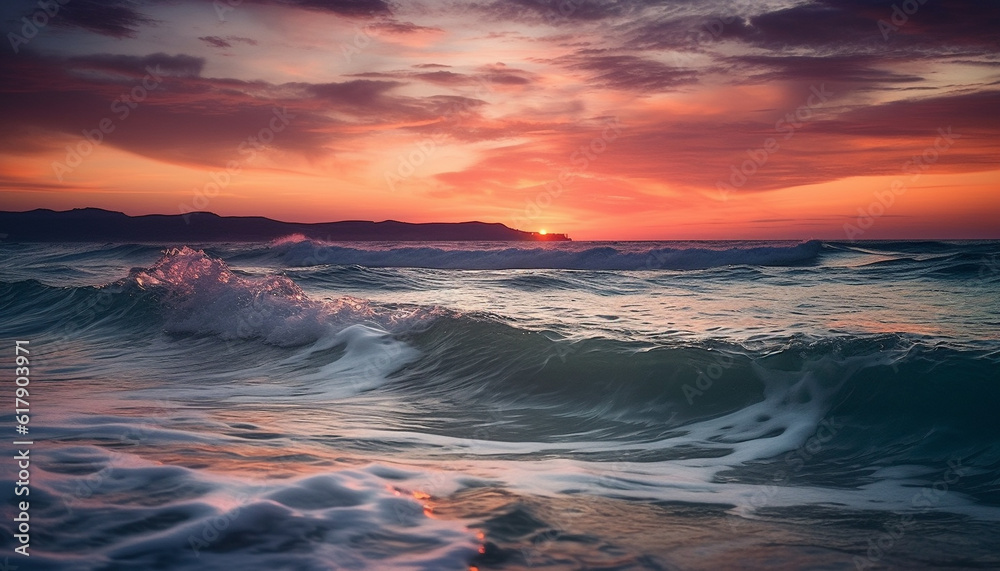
(127, 247), (424, 397)
(24, 444), (481, 570)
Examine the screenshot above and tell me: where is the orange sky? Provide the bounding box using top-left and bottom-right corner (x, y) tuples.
(0, 0), (998, 239)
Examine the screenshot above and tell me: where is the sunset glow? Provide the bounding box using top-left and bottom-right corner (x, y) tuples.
(0, 0), (997, 238)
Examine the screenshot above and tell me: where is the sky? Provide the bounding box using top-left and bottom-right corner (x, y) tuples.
(0, 0), (997, 240)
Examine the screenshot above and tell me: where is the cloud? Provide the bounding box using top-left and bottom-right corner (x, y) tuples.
(367, 21), (443, 35)
(479, 0), (644, 24)
(0, 52), (495, 171)
(199, 36), (259, 49)
(349, 65), (533, 89)
(555, 52), (699, 92)
(413, 70), (469, 85)
(731, 55), (925, 85)
(70, 53), (206, 79)
(51, 0), (155, 38)
(308, 79), (403, 103)
(246, 0), (390, 16)
(1, 0), (997, 236)
(725, 0), (1000, 53)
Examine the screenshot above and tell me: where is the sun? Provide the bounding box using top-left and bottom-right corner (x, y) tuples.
(539, 229), (547, 235)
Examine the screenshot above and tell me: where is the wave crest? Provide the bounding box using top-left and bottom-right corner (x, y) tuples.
(129, 247), (349, 345)
(278, 240), (823, 270)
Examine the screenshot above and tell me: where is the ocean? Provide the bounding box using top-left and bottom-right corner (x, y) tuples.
(1, 238), (999, 570)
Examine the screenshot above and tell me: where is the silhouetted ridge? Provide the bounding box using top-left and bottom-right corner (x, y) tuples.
(0, 208), (570, 242)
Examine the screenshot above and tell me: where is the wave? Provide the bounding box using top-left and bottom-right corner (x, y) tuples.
(277, 240), (824, 270)
(3, 447), (479, 570)
(397, 316), (999, 432)
(2, 247), (998, 484)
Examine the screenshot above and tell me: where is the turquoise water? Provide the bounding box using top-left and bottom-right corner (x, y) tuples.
(1, 239), (998, 569)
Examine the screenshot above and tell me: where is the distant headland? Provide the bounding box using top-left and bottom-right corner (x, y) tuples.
(0, 208), (571, 242)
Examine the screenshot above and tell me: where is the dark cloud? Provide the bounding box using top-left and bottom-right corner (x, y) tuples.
(413, 71), (468, 85)
(309, 79), (402, 102)
(723, 0), (1000, 53)
(592, 88), (1000, 192)
(249, 0), (390, 16)
(0, 52), (491, 171)
(480, 0), (644, 24)
(70, 53), (206, 79)
(556, 52), (698, 92)
(368, 21), (442, 34)
(729, 3), (882, 49)
(614, 0), (1000, 66)
(817, 89), (1000, 139)
(348, 66), (533, 88)
(412, 68), (531, 86)
(0, 52), (329, 167)
(2, 0), (996, 208)
(488, 73), (530, 85)
(732, 55), (925, 85)
(479, 64), (533, 85)
(52, 0), (154, 38)
(199, 36), (259, 48)
(625, 12), (751, 52)
(200, 36), (232, 48)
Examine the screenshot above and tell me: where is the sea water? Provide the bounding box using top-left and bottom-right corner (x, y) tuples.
(1, 239), (998, 569)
